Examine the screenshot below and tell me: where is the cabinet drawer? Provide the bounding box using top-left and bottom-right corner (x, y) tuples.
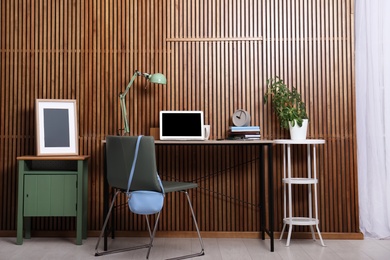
(24, 175), (77, 216)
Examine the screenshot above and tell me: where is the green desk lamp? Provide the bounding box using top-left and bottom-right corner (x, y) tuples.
(119, 70), (166, 135)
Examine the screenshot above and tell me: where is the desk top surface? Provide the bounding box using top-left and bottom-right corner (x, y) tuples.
(155, 139), (274, 145)
(102, 139), (324, 145)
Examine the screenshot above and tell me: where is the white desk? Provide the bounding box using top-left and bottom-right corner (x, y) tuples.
(103, 139), (275, 252)
(274, 139), (326, 247)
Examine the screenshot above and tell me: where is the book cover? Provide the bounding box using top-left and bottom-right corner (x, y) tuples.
(229, 126), (260, 132)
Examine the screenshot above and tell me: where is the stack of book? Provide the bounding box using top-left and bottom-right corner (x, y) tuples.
(227, 126), (261, 140)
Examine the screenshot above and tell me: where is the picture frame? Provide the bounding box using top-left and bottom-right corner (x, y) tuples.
(36, 99), (78, 156)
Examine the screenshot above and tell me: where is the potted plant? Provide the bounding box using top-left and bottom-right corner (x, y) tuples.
(263, 76), (309, 139)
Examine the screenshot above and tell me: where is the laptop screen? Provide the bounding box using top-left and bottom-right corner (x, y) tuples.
(159, 111), (205, 140)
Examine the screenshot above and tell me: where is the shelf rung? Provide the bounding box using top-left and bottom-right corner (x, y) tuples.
(282, 178), (318, 184)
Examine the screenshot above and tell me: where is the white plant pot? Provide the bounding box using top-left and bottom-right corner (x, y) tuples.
(289, 119), (308, 140)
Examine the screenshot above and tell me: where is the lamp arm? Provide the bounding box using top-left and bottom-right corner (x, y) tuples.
(122, 71), (140, 97)
(119, 71), (140, 134)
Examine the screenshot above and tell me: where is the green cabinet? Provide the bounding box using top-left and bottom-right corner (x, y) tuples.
(24, 174), (77, 216)
(16, 156), (89, 245)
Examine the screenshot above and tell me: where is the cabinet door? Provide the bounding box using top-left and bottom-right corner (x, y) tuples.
(24, 175), (77, 216)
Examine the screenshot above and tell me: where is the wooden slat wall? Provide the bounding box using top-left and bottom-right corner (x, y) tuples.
(0, 0), (358, 236)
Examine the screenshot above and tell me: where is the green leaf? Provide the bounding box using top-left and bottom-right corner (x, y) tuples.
(263, 76), (308, 129)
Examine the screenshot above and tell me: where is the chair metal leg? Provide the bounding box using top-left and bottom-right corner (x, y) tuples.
(165, 191), (205, 260)
(146, 212), (161, 259)
(95, 189), (203, 259)
(95, 190), (161, 258)
(95, 191), (121, 256)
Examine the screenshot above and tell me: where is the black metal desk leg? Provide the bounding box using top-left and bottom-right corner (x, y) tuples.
(259, 145), (266, 240)
(268, 144), (274, 252)
(103, 145), (108, 251)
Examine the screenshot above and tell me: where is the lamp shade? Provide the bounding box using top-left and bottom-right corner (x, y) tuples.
(149, 73), (167, 85)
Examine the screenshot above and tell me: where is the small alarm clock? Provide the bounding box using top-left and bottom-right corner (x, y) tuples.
(232, 109), (250, 127)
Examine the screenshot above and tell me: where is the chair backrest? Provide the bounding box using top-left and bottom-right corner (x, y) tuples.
(105, 135), (162, 192)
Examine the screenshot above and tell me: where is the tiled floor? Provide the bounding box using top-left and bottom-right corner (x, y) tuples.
(1, 236), (389, 260)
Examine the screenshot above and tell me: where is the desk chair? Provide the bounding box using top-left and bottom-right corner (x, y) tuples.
(95, 135), (163, 258)
(95, 136), (204, 259)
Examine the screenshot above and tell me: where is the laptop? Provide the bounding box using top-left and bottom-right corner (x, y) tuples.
(159, 111), (205, 140)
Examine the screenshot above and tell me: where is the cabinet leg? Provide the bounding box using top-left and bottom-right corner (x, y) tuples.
(24, 217), (31, 239)
(76, 213), (82, 245)
(16, 215), (23, 245)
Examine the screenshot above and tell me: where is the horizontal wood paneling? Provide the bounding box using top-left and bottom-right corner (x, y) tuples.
(0, 0), (358, 236)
